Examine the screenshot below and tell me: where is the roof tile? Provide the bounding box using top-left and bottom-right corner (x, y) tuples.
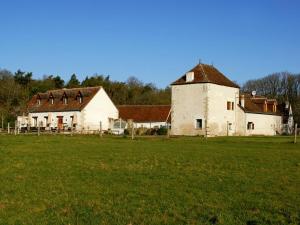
(171, 64), (239, 88)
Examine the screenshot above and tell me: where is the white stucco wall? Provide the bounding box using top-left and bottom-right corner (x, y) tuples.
(206, 84), (240, 136)
(171, 83), (208, 135)
(171, 83), (240, 136)
(235, 106), (246, 136)
(245, 113), (282, 136)
(83, 88), (118, 130)
(134, 122), (167, 129)
(28, 111), (81, 130)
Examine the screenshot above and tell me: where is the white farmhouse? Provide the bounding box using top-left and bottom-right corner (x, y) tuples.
(171, 64), (293, 136)
(18, 86), (118, 132)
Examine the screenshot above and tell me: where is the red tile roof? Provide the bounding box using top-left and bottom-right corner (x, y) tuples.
(171, 64), (239, 88)
(27, 87), (101, 113)
(240, 94), (281, 115)
(118, 105), (171, 123)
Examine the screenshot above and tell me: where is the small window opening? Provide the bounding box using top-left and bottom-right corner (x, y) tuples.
(247, 122), (254, 130)
(227, 101), (231, 110)
(227, 101), (234, 111)
(196, 119), (203, 129)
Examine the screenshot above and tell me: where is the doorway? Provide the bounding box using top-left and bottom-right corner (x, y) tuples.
(57, 116), (63, 130)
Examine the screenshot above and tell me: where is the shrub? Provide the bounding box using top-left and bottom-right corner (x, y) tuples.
(157, 127), (168, 135)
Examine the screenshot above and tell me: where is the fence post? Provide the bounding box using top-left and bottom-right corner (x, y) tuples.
(14, 120), (17, 135)
(70, 121), (73, 136)
(294, 123), (298, 144)
(1, 114), (3, 131)
(167, 125), (169, 138)
(131, 121), (134, 140)
(7, 122), (10, 134)
(226, 121), (229, 136)
(38, 122), (40, 136)
(99, 121), (102, 138)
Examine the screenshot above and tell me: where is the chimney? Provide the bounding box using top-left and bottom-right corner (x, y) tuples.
(186, 72), (194, 82)
(241, 95), (245, 108)
(285, 101), (289, 109)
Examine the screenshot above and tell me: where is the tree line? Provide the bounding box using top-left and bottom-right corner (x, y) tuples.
(0, 69), (171, 125)
(0, 68), (299, 126)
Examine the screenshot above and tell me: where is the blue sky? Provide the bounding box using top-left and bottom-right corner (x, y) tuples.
(0, 0), (299, 87)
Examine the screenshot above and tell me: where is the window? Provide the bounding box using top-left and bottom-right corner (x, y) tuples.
(227, 101), (231, 110)
(37, 99), (41, 105)
(196, 119), (202, 129)
(247, 122), (254, 130)
(273, 104), (276, 112)
(44, 116), (49, 127)
(63, 97), (68, 104)
(33, 117), (38, 127)
(50, 97), (54, 105)
(113, 120), (127, 129)
(263, 103), (267, 112)
(228, 123), (232, 130)
(227, 101), (234, 111)
(79, 96), (83, 103)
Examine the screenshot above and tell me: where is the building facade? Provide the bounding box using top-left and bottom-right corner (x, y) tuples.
(171, 64), (293, 136)
(18, 87), (118, 132)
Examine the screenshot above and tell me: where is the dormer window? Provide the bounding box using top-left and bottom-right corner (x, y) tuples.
(76, 91), (83, 104)
(62, 92), (68, 105)
(273, 103), (277, 113)
(50, 97), (54, 105)
(63, 97), (68, 105)
(49, 93), (54, 105)
(186, 72), (194, 82)
(263, 102), (267, 112)
(37, 99), (41, 105)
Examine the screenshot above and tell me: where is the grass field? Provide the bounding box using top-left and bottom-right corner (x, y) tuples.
(0, 135), (299, 225)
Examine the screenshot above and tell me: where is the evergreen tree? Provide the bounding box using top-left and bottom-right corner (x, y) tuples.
(66, 74), (80, 88)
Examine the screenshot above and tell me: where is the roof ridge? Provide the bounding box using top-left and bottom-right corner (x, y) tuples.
(48, 86), (101, 93)
(199, 64), (209, 82)
(118, 105), (170, 107)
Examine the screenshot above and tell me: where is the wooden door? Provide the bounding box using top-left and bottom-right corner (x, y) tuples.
(57, 117), (63, 130)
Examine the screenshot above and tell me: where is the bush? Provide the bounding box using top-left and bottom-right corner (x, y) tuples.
(123, 129), (129, 135)
(157, 127), (168, 135)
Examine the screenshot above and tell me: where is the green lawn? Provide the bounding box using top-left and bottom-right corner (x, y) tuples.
(0, 135), (299, 225)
